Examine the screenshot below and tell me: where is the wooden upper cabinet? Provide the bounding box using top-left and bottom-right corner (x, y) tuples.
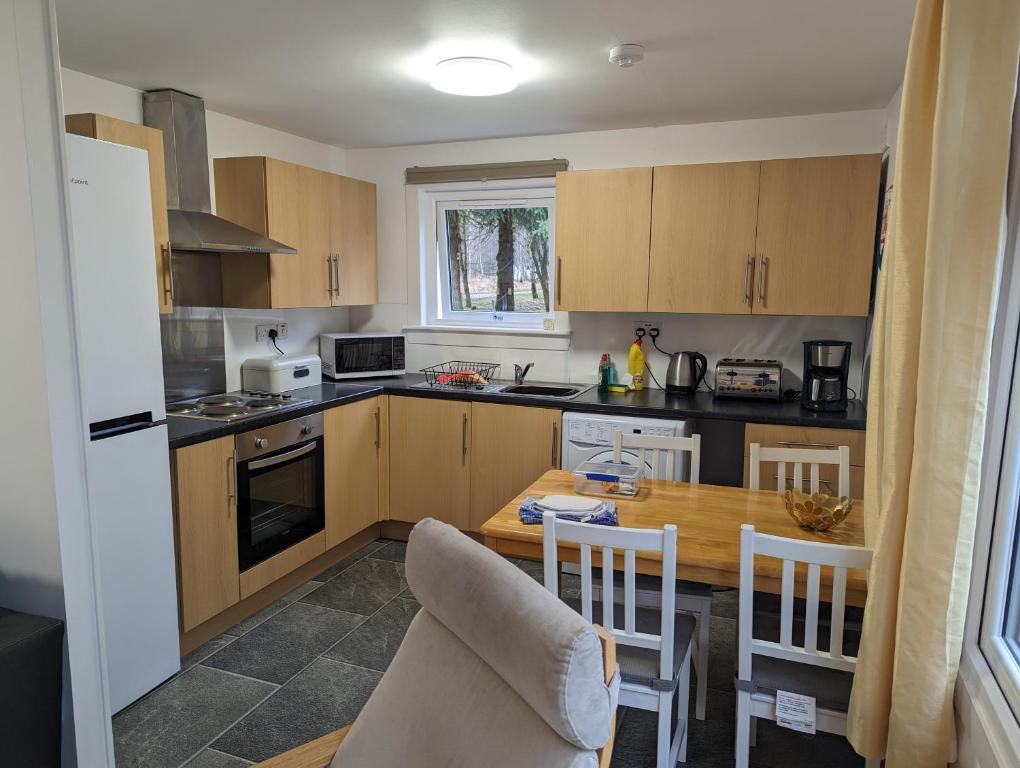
(172, 436), (240, 632)
(65, 113), (173, 314)
(469, 403), (561, 533)
(296, 165), (332, 308)
(262, 157), (306, 308)
(388, 396), (471, 529)
(330, 174), (379, 306)
(554, 168), (652, 312)
(753, 154), (882, 316)
(324, 396), (382, 549)
(648, 162), (761, 314)
(214, 156), (377, 309)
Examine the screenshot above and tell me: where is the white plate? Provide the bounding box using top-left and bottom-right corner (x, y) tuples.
(536, 495), (602, 512)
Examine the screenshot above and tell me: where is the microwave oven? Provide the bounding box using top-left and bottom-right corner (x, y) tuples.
(319, 333), (406, 380)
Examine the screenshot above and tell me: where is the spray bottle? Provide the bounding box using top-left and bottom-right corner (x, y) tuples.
(627, 336), (645, 391)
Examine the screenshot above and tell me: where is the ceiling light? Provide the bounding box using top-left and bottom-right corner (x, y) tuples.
(430, 57), (518, 96)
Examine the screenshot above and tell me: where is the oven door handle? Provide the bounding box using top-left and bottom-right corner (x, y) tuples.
(246, 441), (317, 471)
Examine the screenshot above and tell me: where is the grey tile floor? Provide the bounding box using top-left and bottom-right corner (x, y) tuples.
(113, 538), (866, 767)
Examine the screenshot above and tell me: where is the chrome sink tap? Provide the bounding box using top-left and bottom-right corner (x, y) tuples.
(514, 363), (534, 385)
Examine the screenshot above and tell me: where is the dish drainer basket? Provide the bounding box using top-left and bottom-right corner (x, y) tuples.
(421, 361), (501, 388)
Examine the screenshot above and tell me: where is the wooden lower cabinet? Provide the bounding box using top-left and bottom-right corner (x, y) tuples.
(325, 396), (383, 548)
(172, 436), (240, 632)
(469, 403), (561, 532)
(387, 396), (472, 529)
(742, 422), (866, 498)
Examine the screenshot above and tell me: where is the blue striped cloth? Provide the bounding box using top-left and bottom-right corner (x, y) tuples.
(519, 496), (618, 526)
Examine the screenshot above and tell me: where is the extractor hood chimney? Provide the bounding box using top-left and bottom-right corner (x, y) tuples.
(142, 89), (296, 255)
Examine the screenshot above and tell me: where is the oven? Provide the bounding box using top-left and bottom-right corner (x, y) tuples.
(235, 412), (324, 571)
(319, 332), (405, 380)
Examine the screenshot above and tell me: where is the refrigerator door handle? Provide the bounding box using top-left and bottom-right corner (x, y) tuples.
(89, 411), (165, 441)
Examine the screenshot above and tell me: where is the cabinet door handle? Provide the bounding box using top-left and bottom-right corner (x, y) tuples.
(556, 258), (562, 306)
(743, 254), (753, 305)
(334, 253), (342, 300)
(326, 254), (335, 297)
(776, 440), (837, 450)
(162, 243), (174, 301)
(374, 407), (381, 449)
(226, 454), (236, 518)
(551, 422), (559, 467)
(461, 413), (469, 461)
(757, 255), (769, 306)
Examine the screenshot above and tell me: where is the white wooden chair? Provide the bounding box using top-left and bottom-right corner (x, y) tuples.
(601, 430), (711, 721)
(612, 431), (702, 484)
(543, 512), (694, 768)
(736, 524), (879, 768)
(749, 442), (851, 497)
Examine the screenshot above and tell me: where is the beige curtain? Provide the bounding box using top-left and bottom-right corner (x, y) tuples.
(847, 1), (1020, 764)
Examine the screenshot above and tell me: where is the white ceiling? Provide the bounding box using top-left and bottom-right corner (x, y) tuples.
(54, 0), (915, 149)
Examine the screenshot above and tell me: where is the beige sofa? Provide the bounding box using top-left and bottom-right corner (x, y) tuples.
(257, 518), (620, 768)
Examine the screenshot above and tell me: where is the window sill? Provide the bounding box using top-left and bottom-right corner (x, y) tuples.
(957, 646), (1020, 766)
(404, 325), (571, 351)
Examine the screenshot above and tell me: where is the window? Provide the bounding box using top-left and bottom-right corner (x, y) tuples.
(420, 181), (555, 329)
(978, 96), (1020, 724)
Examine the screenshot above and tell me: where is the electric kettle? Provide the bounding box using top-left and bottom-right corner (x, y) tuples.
(665, 351), (708, 395)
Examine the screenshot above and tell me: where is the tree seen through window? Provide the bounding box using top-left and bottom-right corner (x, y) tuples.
(444, 207), (550, 314)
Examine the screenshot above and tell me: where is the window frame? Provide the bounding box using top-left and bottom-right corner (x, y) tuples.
(976, 89), (1020, 727)
(980, 320), (1020, 722)
(418, 179), (556, 330)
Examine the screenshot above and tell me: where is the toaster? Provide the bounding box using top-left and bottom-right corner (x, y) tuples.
(714, 358), (783, 400)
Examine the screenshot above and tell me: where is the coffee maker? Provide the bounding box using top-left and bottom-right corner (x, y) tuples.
(801, 340), (851, 412)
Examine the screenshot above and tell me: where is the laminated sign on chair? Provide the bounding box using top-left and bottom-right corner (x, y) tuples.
(775, 690), (816, 735)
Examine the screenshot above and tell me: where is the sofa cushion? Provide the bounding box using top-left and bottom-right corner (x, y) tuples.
(404, 519), (614, 750)
(564, 598), (696, 692)
(332, 610), (598, 768)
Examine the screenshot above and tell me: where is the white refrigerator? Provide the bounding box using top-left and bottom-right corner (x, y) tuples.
(65, 133), (181, 712)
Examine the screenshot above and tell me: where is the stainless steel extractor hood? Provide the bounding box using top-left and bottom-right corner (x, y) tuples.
(142, 89), (296, 255)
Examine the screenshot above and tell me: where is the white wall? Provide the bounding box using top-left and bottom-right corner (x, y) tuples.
(223, 307), (350, 391)
(4, 2), (116, 763)
(2, 2), (66, 626)
(346, 109), (888, 391)
(59, 68), (353, 386)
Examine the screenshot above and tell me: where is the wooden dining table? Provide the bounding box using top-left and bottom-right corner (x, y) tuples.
(480, 470), (869, 606)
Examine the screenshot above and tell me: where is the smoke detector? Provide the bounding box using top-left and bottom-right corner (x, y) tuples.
(609, 44), (645, 68)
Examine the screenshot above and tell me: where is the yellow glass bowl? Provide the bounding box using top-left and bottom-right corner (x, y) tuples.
(783, 489), (854, 532)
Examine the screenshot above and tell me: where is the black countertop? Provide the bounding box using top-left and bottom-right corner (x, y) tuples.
(167, 374), (866, 449)
(166, 382), (384, 449)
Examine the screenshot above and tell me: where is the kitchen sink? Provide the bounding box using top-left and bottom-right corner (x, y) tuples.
(500, 384), (588, 398)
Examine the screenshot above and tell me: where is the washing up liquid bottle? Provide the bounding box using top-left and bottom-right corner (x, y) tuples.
(597, 354), (611, 392)
(628, 337), (645, 391)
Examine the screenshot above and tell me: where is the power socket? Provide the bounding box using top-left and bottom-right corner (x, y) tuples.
(255, 323), (289, 342)
(633, 318), (655, 337)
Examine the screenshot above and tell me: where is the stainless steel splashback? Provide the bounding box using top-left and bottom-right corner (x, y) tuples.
(160, 306), (226, 402)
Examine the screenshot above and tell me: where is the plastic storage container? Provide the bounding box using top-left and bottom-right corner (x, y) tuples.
(572, 461), (643, 497)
